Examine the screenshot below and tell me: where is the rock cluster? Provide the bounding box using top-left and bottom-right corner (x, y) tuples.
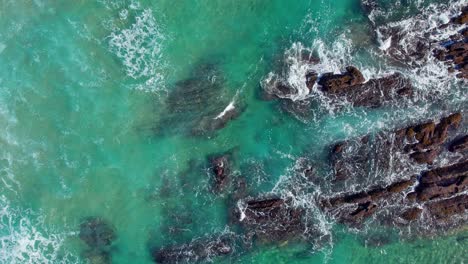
(324, 112), (467, 227)
(434, 6), (468, 79)
(319, 69), (413, 108)
(264, 64), (413, 109)
(320, 179), (416, 224)
(330, 113), (462, 184)
(321, 158), (467, 225)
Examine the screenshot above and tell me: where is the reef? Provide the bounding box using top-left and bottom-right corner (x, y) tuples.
(263, 64), (413, 109)
(434, 6), (468, 79)
(152, 235), (234, 264)
(234, 197), (305, 243)
(155, 61), (242, 137)
(329, 113), (463, 184)
(79, 217), (116, 264)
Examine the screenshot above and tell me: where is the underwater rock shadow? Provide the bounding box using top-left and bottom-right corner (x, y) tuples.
(153, 60), (244, 137)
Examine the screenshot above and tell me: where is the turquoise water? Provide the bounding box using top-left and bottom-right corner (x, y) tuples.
(0, 0), (467, 263)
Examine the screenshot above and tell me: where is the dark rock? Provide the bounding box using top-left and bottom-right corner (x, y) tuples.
(318, 66), (365, 93)
(305, 70), (318, 90)
(400, 207), (422, 222)
(235, 197), (304, 243)
(409, 148), (440, 164)
(425, 194), (468, 220)
(449, 135), (468, 152)
(408, 160), (468, 202)
(209, 155), (231, 193)
(152, 235), (233, 264)
(333, 73), (413, 108)
(329, 114), (463, 185)
(321, 178), (416, 223)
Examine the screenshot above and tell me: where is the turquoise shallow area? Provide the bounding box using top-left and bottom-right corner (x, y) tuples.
(0, 0), (467, 263)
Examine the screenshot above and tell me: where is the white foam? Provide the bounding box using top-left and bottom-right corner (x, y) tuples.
(0, 196), (77, 264)
(214, 101), (235, 120)
(0, 43), (6, 54)
(108, 8), (167, 92)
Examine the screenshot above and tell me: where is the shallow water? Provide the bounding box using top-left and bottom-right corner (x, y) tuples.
(0, 0), (467, 263)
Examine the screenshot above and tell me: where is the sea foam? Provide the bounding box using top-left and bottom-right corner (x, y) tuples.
(0, 196), (78, 264)
(108, 8), (166, 92)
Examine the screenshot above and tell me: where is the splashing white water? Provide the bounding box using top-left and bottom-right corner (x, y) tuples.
(108, 8), (167, 92)
(0, 196), (78, 264)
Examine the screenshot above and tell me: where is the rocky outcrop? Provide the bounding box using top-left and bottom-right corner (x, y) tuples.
(79, 217), (116, 264)
(425, 194), (468, 221)
(434, 6), (468, 79)
(330, 113), (463, 183)
(235, 197), (304, 243)
(152, 235), (233, 264)
(407, 160), (468, 202)
(324, 72), (413, 108)
(320, 178), (416, 224)
(318, 66), (365, 93)
(449, 135), (468, 152)
(321, 158), (468, 226)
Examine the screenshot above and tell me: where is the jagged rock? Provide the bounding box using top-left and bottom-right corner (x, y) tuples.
(434, 6), (468, 79)
(235, 197), (304, 243)
(407, 160), (468, 202)
(305, 70), (318, 90)
(321, 178), (416, 223)
(330, 113), (463, 182)
(320, 72), (413, 108)
(318, 66), (365, 93)
(426, 194), (468, 220)
(449, 135), (468, 152)
(152, 235), (233, 264)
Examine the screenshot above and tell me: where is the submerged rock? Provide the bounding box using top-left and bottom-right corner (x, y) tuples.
(152, 235), (234, 264)
(79, 217), (116, 264)
(156, 61), (241, 137)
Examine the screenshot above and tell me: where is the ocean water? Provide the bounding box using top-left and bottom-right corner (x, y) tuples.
(0, 0), (467, 263)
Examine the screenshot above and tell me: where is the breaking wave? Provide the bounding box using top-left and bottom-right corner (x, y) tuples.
(0, 196), (78, 264)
